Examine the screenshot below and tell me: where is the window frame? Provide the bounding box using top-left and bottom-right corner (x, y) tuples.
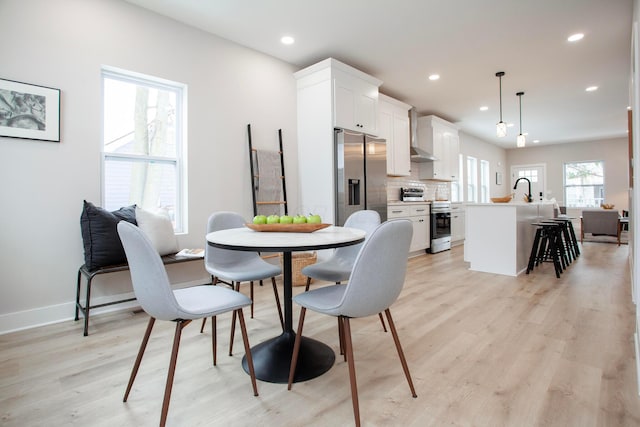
(101, 66), (187, 233)
(466, 156), (478, 203)
(563, 160), (605, 208)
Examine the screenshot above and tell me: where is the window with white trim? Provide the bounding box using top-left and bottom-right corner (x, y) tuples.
(451, 153), (463, 202)
(480, 159), (490, 203)
(564, 161), (604, 208)
(102, 67), (187, 232)
(466, 156), (477, 203)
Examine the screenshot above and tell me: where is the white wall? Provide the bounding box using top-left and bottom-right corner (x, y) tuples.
(505, 137), (629, 211)
(0, 0), (299, 333)
(458, 131), (508, 199)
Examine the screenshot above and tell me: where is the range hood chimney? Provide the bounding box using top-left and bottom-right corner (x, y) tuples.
(409, 108), (437, 162)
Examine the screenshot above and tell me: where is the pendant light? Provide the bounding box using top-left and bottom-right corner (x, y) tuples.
(496, 72), (507, 137)
(516, 91), (526, 147)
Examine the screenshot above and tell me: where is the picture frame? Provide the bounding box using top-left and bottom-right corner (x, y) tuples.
(0, 78), (60, 142)
(496, 172), (503, 185)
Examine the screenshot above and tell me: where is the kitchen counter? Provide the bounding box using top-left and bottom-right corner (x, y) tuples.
(464, 202), (554, 276)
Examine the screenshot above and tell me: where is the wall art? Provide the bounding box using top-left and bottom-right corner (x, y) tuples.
(0, 78), (60, 142)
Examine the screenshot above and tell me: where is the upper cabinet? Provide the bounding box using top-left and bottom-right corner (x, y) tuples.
(417, 115), (460, 181)
(378, 94), (411, 176)
(295, 58), (382, 136)
(334, 69), (380, 135)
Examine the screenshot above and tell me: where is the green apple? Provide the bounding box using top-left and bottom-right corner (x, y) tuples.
(279, 214), (293, 224)
(266, 214), (280, 224)
(306, 213), (322, 224)
(252, 215), (267, 225)
(292, 214), (307, 224)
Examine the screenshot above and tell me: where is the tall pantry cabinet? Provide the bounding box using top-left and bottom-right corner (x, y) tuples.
(294, 58), (382, 224)
(418, 115), (460, 181)
(378, 94), (411, 176)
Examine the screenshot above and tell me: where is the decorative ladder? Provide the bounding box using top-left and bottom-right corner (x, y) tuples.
(248, 123), (288, 217)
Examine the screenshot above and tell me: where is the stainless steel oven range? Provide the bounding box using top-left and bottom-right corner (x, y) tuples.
(428, 201), (451, 253)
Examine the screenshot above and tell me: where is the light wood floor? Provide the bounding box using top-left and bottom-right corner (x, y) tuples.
(2, 242), (639, 426)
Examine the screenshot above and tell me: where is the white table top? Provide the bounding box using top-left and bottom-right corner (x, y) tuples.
(206, 225), (366, 253)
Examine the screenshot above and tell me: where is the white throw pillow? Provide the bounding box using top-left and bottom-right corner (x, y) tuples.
(135, 207), (179, 256)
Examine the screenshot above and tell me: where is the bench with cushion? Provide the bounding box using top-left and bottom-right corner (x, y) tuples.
(75, 201), (205, 336)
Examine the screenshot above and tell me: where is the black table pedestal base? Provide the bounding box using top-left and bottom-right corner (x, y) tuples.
(242, 330), (335, 383)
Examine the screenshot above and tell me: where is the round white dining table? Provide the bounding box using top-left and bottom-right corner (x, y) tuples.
(206, 225), (366, 383)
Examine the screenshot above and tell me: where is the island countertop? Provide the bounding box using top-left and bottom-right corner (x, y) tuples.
(464, 202), (554, 276)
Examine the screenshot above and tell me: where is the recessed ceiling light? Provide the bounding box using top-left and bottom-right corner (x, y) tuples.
(568, 33), (584, 42)
(507, 123), (514, 128)
(586, 86), (598, 92)
(428, 74), (440, 81)
(280, 36), (295, 45)
(533, 140), (540, 143)
(480, 106), (489, 111)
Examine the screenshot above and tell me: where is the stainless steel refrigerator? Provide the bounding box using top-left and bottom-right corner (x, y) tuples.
(334, 129), (387, 226)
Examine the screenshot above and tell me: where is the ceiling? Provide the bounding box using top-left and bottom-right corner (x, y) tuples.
(124, 0), (633, 148)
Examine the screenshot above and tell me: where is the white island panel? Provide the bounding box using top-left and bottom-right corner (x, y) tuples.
(464, 202), (554, 276)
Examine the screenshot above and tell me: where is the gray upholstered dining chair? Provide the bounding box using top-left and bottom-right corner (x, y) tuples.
(201, 211), (283, 357)
(301, 209), (387, 336)
(117, 221), (258, 427)
(287, 219), (417, 427)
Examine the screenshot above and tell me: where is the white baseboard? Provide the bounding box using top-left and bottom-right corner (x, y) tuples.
(0, 279), (207, 335)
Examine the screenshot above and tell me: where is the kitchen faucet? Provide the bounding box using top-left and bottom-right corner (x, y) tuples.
(513, 177), (533, 203)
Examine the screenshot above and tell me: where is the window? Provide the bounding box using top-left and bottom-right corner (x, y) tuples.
(480, 159), (490, 203)
(517, 168), (538, 183)
(564, 161), (604, 208)
(451, 153), (463, 202)
(466, 156), (477, 202)
(102, 67), (187, 232)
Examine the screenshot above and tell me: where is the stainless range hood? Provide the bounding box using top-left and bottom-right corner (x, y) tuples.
(409, 108), (437, 162)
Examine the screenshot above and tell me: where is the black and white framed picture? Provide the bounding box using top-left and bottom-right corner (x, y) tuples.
(0, 78), (60, 142)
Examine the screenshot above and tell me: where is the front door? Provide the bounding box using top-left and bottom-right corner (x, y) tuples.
(511, 164), (546, 202)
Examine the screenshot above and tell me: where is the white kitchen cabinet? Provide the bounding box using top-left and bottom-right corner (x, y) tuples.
(378, 94), (411, 176)
(294, 58), (382, 224)
(417, 115), (460, 181)
(334, 69), (380, 135)
(388, 203), (430, 253)
(451, 203), (465, 245)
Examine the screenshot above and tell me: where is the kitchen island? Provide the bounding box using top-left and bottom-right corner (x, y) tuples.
(464, 202), (554, 276)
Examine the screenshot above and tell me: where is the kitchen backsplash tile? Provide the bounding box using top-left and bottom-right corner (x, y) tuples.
(387, 168), (450, 202)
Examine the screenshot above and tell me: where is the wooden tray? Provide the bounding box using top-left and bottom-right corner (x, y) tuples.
(245, 223), (331, 233)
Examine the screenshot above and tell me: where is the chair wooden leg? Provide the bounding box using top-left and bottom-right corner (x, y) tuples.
(287, 307), (307, 389)
(271, 277), (284, 330)
(229, 310), (237, 356)
(378, 312), (387, 332)
(384, 309), (417, 398)
(304, 276), (311, 292)
(237, 309), (259, 396)
(159, 319), (190, 427)
(124, 317), (155, 402)
(342, 316), (361, 427)
(211, 316), (217, 366)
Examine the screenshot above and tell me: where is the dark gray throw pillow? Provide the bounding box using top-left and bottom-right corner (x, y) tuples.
(80, 200), (137, 271)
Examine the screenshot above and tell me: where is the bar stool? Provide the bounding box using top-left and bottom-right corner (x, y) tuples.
(527, 222), (564, 278)
(555, 216), (580, 257)
(548, 218), (576, 263)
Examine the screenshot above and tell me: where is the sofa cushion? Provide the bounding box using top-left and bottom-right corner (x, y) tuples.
(80, 200), (137, 271)
(135, 207), (178, 256)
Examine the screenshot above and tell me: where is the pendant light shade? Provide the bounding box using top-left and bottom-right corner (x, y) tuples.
(496, 71), (507, 137)
(516, 91), (526, 147)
